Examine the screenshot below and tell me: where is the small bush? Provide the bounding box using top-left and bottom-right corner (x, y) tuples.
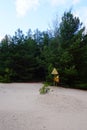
(39, 83), (50, 94)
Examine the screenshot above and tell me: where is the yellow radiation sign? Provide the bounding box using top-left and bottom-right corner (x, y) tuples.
(51, 68), (60, 85)
(54, 75), (59, 83)
(51, 68), (58, 75)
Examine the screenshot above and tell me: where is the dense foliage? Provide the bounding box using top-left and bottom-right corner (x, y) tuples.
(0, 11), (87, 89)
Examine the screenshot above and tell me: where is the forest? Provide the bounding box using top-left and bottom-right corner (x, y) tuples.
(0, 11), (87, 89)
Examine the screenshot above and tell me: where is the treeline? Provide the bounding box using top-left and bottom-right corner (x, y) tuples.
(0, 11), (87, 89)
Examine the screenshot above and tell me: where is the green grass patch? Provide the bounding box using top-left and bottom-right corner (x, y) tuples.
(39, 82), (50, 94)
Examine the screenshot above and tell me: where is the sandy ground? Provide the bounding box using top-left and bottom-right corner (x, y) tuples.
(0, 83), (87, 130)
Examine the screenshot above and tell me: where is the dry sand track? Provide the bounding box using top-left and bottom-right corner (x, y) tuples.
(0, 83), (87, 130)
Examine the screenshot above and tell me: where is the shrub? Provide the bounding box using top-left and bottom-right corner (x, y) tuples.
(39, 82), (50, 94)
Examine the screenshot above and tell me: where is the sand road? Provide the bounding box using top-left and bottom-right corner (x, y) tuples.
(0, 83), (87, 130)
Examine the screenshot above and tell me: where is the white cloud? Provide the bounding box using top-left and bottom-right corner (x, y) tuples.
(72, 0), (80, 5)
(50, 0), (65, 6)
(15, 0), (81, 17)
(15, 0), (39, 17)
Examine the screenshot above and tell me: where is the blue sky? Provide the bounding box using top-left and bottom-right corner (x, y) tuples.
(0, 0), (87, 40)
